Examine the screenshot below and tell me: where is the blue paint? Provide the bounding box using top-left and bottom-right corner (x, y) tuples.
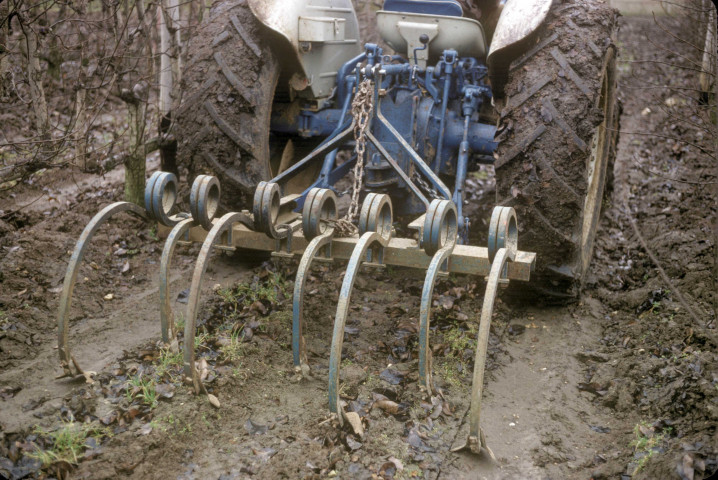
(267, 42), (498, 238)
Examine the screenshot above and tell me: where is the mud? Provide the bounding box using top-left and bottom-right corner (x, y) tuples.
(1, 9), (717, 480)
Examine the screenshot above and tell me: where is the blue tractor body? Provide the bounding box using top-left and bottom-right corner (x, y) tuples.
(268, 41), (497, 241)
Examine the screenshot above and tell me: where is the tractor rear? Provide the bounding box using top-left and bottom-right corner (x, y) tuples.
(56, 0), (618, 457)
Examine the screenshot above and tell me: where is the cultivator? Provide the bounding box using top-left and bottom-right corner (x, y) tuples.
(53, 0), (552, 457)
(56, 168), (534, 455)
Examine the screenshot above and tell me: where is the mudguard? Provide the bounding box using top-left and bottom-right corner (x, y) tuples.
(486, 0), (552, 97)
(248, 0), (362, 100)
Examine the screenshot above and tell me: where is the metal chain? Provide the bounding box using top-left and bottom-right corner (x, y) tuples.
(413, 171), (442, 200)
(334, 77), (375, 237)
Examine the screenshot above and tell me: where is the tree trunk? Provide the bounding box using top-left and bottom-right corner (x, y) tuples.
(701, 5), (716, 104)
(73, 86), (91, 169)
(20, 22), (50, 141)
(712, 2), (718, 322)
(117, 1), (155, 205)
(0, 0), (9, 97)
(122, 83), (149, 205)
(158, 0), (181, 175)
(72, 0), (92, 170)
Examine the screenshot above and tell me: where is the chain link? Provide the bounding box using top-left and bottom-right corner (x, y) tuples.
(413, 171), (442, 201)
(334, 77), (375, 237)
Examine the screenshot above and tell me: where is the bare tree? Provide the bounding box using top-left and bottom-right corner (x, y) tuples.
(158, 0), (182, 175)
(0, 0), (10, 97)
(0, 0), (204, 204)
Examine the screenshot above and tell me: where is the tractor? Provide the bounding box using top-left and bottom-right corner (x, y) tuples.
(57, 0), (618, 457)
(174, 0), (618, 300)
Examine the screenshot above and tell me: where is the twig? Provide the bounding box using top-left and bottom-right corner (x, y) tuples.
(0, 192), (47, 219)
(620, 83), (711, 94)
(652, 12), (713, 57)
(627, 60), (706, 74)
(660, 105), (713, 136)
(611, 128), (716, 160)
(659, 0), (714, 14)
(623, 207), (716, 345)
(631, 153), (716, 185)
(645, 19), (706, 71)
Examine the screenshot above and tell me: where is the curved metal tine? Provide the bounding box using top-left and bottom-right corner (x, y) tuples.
(159, 217), (195, 344)
(183, 212), (247, 394)
(418, 199), (458, 392)
(328, 231), (389, 424)
(57, 202), (147, 378)
(292, 232), (333, 368)
(418, 244), (454, 393)
(452, 247), (515, 458)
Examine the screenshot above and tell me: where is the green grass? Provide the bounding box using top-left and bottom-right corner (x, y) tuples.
(126, 375), (159, 409)
(0, 310), (8, 328)
(217, 272), (290, 314)
(29, 421), (111, 466)
(437, 361), (464, 390)
(443, 323), (477, 364)
(154, 346), (183, 379)
(631, 422), (672, 474)
(431, 322), (479, 389)
(219, 330), (245, 364)
(194, 332), (211, 350)
(175, 312), (185, 333)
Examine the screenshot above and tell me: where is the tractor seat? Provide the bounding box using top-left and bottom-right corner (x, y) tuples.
(382, 0), (463, 18)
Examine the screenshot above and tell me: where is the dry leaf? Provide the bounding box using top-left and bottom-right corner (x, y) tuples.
(82, 371), (97, 384)
(374, 400), (400, 415)
(343, 411), (364, 437)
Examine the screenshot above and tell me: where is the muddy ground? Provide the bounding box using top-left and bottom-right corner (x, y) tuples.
(1, 8), (717, 480)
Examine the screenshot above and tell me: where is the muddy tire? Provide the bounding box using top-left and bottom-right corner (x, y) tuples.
(494, 1), (619, 301)
(173, 1), (279, 210)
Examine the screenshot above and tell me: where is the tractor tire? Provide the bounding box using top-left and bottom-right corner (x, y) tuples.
(494, 0), (619, 302)
(173, 1), (280, 210)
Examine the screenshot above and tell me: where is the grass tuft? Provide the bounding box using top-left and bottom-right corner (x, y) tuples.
(29, 421), (111, 466)
(126, 374), (159, 409)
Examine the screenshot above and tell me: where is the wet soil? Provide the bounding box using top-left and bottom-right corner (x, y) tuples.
(1, 11), (717, 480)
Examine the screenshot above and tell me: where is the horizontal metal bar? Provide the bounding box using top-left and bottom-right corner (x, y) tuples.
(159, 223), (536, 281)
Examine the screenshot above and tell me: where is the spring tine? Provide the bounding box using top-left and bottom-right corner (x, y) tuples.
(328, 231), (389, 424)
(292, 187), (338, 369)
(57, 202), (147, 378)
(159, 217), (195, 344)
(293, 232), (333, 368)
(183, 212), (249, 394)
(418, 199), (459, 392)
(453, 246), (515, 457)
(418, 244), (454, 392)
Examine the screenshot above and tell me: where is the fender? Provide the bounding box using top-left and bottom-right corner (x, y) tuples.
(487, 0), (552, 97)
(248, 0), (362, 100)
